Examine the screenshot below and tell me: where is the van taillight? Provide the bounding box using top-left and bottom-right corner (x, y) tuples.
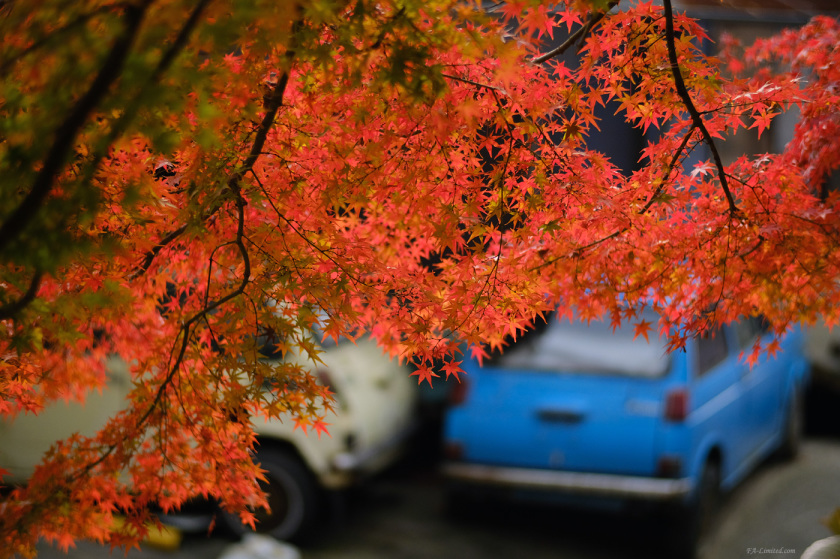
(448, 377), (469, 406)
(664, 389), (689, 422)
(443, 441), (463, 461)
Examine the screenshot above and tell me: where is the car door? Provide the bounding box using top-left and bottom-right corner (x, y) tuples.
(736, 318), (787, 455)
(687, 325), (752, 482)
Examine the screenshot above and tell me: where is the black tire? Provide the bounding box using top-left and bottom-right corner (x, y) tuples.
(776, 390), (803, 461)
(442, 486), (473, 519)
(219, 447), (320, 542)
(665, 460), (720, 559)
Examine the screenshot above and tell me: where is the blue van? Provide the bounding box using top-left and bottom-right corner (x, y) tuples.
(442, 311), (809, 557)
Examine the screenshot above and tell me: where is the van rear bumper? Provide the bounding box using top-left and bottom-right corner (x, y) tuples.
(442, 462), (692, 501)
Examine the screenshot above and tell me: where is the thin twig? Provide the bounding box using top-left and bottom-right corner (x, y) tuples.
(441, 73), (502, 92)
(532, 3), (617, 65)
(639, 123), (696, 215)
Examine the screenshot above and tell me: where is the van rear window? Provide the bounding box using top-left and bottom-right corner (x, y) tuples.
(490, 311), (670, 378)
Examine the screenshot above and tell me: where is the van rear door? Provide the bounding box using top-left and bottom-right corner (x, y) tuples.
(452, 312), (671, 477)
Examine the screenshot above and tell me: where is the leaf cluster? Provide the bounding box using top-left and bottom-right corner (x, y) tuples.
(1, 1), (839, 554)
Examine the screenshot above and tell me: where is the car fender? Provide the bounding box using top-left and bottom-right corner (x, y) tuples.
(252, 413), (353, 490)
(686, 436), (725, 499)
(788, 357), (811, 396)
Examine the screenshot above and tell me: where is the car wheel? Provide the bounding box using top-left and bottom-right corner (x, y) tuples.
(443, 486), (476, 518)
(218, 447), (320, 542)
(666, 460), (720, 559)
(776, 390), (803, 461)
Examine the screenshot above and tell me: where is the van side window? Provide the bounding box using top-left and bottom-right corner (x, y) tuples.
(696, 326), (728, 377)
(734, 320), (757, 351)
(734, 316), (770, 351)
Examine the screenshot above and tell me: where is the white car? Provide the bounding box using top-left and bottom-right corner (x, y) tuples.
(217, 334), (418, 540)
(0, 335), (418, 542)
(0, 356), (134, 484)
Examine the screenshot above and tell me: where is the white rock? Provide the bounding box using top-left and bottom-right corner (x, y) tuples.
(218, 534), (302, 559)
(802, 536), (840, 559)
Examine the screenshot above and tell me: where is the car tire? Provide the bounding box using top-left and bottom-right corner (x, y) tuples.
(218, 447), (320, 542)
(666, 460), (720, 559)
(776, 390), (803, 461)
(443, 486), (473, 518)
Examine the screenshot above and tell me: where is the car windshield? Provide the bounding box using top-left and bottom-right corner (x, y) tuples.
(491, 310), (670, 378)
(311, 310), (355, 348)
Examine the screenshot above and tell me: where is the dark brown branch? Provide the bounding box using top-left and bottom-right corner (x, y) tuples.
(68, 25), (297, 485)
(662, 0), (738, 215)
(0, 269), (42, 320)
(127, 196), (252, 457)
(70, 193), (253, 485)
(128, 18), (300, 440)
(131, 44), (294, 280)
(131, 224), (189, 280)
(532, 3), (617, 65)
(113, 68), (291, 460)
(94, 0), (212, 153)
(0, 2), (150, 255)
(233, 72), (291, 186)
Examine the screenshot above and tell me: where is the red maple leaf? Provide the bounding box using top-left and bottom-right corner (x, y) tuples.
(312, 419), (331, 439)
(441, 359), (463, 382)
(634, 319), (653, 343)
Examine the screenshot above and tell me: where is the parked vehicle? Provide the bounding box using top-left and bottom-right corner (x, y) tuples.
(217, 333), (418, 541)
(0, 356), (135, 484)
(0, 331), (418, 543)
(804, 319), (840, 395)
(442, 310), (809, 557)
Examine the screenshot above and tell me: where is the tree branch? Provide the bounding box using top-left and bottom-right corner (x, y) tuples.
(93, 0), (212, 158)
(441, 73), (502, 92)
(662, 0), (738, 215)
(82, 19), (301, 482)
(0, 4), (133, 76)
(132, 24), (295, 280)
(0, 1), (151, 256)
(0, 269), (42, 320)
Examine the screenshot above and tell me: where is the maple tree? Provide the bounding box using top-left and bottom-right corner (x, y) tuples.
(1, 0), (839, 555)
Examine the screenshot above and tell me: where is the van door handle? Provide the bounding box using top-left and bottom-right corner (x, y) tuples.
(536, 408), (585, 424)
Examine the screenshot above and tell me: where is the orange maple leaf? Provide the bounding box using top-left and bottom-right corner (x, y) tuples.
(292, 416), (310, 434)
(410, 363), (440, 387)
